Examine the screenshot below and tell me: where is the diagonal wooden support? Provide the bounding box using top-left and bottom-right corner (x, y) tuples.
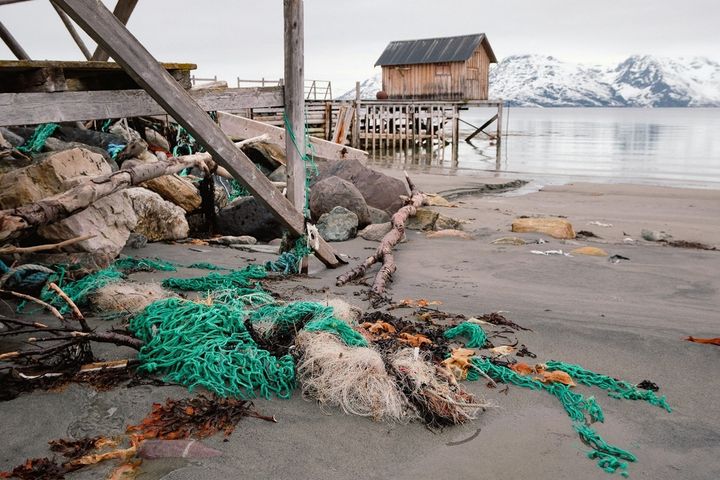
(465, 113), (497, 142)
(53, 0), (340, 268)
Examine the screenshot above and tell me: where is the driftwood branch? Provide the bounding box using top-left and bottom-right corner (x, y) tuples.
(0, 234), (95, 255)
(0, 156), (210, 241)
(337, 172), (426, 294)
(0, 289), (67, 324)
(48, 282), (90, 332)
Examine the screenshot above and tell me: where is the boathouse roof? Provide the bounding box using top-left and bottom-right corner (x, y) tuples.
(374, 33), (497, 67)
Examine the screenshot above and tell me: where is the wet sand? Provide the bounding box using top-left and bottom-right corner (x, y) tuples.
(2, 173), (719, 479)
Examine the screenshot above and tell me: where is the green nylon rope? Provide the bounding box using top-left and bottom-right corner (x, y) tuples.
(304, 317), (368, 347)
(162, 264), (267, 291)
(546, 360), (672, 413)
(114, 257), (178, 272)
(129, 297), (295, 400)
(40, 266), (124, 313)
(467, 357), (645, 477)
(17, 123), (59, 153)
(444, 322), (487, 348)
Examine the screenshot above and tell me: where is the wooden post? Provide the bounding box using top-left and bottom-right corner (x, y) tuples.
(53, 0), (339, 268)
(90, 0), (138, 61)
(0, 20), (30, 60)
(451, 104), (459, 164)
(51, 1), (92, 60)
(496, 101), (503, 159)
(351, 81), (360, 148)
(283, 0), (305, 214)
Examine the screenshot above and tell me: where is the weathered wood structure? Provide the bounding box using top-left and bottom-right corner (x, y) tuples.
(375, 34), (497, 101)
(0, 0), (342, 268)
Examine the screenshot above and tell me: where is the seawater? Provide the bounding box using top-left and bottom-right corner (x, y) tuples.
(367, 107), (720, 189)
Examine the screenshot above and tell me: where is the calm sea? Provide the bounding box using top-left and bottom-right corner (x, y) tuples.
(367, 107), (720, 189)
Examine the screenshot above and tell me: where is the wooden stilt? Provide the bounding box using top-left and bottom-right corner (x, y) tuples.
(0, 20), (30, 60)
(496, 101), (503, 159)
(51, 1), (92, 60)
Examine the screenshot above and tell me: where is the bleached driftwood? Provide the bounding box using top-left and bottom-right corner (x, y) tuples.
(336, 172), (426, 295)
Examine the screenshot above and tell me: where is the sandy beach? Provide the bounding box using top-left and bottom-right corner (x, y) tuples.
(2, 170), (718, 480)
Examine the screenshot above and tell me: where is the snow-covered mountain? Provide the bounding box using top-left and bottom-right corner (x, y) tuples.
(339, 55), (720, 107)
(336, 73), (381, 100)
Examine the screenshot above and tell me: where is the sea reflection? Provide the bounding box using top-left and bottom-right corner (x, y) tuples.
(367, 107), (720, 188)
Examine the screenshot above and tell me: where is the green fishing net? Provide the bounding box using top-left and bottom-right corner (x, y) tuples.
(444, 322), (487, 348)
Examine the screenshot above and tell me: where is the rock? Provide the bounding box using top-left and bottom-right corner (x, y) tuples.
(315, 159), (409, 214)
(426, 229), (474, 240)
(268, 165), (287, 182)
(38, 189), (137, 258)
(511, 217), (576, 239)
(571, 246), (609, 256)
(125, 233), (148, 249)
(0, 148), (112, 209)
(310, 176), (371, 226)
(359, 222), (392, 241)
(317, 206), (358, 242)
(0, 130), (12, 150)
(0, 127), (24, 147)
(211, 235), (257, 245)
(216, 196), (283, 242)
(368, 206), (391, 224)
(268, 238), (283, 246)
(425, 193), (454, 207)
(144, 127), (170, 151)
(142, 174), (202, 212)
(641, 229), (672, 242)
(491, 236), (527, 245)
(53, 126), (127, 150)
(42, 137), (118, 171)
(125, 188), (189, 241)
(406, 208), (439, 231)
(435, 214), (462, 231)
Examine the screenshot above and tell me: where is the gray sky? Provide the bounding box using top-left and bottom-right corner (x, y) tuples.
(2, 0), (718, 94)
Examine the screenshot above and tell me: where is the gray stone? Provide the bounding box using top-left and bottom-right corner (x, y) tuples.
(310, 176), (371, 226)
(317, 206), (358, 242)
(124, 187), (189, 242)
(0, 127), (24, 147)
(406, 208), (439, 231)
(314, 159), (409, 215)
(216, 196), (282, 242)
(641, 229), (672, 242)
(42, 137), (119, 171)
(268, 165), (287, 182)
(144, 127), (170, 151)
(359, 222), (392, 241)
(368, 206), (391, 224)
(435, 214), (462, 231)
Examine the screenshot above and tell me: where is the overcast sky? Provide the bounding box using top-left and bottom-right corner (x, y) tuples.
(2, 0), (718, 95)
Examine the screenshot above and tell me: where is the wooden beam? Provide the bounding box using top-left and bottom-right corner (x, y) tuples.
(218, 111), (368, 163)
(465, 113), (497, 142)
(331, 105), (354, 144)
(283, 0), (305, 213)
(52, 0), (340, 268)
(0, 20), (30, 60)
(90, 0), (138, 61)
(0, 87), (283, 126)
(51, 1), (91, 60)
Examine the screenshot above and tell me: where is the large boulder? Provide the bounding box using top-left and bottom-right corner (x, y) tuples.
(0, 148), (111, 209)
(317, 206), (358, 242)
(37, 189), (137, 258)
(314, 159), (408, 215)
(142, 174), (202, 213)
(406, 208), (439, 231)
(216, 196), (282, 242)
(124, 188), (189, 242)
(310, 176), (371, 226)
(367, 206), (391, 224)
(359, 222), (392, 241)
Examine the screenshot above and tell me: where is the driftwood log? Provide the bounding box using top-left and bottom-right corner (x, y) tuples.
(0, 155), (211, 241)
(337, 172), (426, 294)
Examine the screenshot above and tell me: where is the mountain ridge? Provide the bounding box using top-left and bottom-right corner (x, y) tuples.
(338, 55), (720, 107)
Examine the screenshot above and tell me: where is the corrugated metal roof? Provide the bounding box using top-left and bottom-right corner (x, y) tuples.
(374, 34), (496, 67)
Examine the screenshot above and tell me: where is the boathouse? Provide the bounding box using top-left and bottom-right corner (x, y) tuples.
(374, 33), (497, 100)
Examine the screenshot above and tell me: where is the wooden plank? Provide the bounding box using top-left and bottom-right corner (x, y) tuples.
(0, 87), (284, 126)
(90, 0), (138, 61)
(218, 111), (367, 164)
(331, 105), (354, 144)
(0, 20), (30, 60)
(53, 0), (340, 268)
